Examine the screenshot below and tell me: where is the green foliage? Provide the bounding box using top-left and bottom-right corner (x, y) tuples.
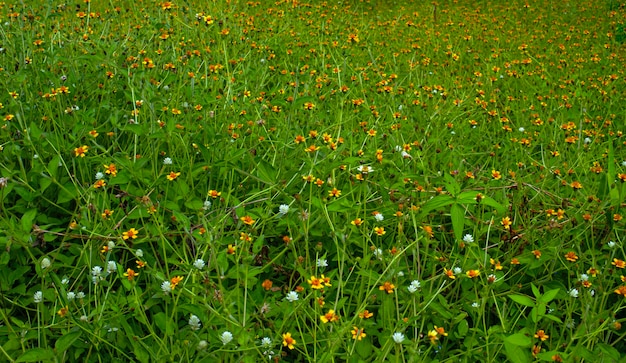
(0, 0), (625, 362)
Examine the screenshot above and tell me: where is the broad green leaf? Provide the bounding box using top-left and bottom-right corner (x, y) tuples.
(47, 155), (61, 179)
(509, 294), (535, 307)
(504, 333), (532, 347)
(539, 288), (559, 303)
(16, 348), (55, 362)
(457, 319), (469, 337)
(503, 342), (531, 363)
(531, 283), (540, 299)
(419, 194), (455, 215)
(255, 159), (278, 185)
(55, 331), (81, 354)
(450, 203), (464, 242)
(20, 209), (37, 233)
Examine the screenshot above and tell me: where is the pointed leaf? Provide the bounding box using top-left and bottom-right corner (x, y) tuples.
(509, 294), (535, 307)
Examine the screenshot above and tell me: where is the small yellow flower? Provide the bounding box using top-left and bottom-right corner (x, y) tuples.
(308, 275), (324, 290)
(57, 306), (69, 318)
(240, 215), (255, 225)
(501, 216), (512, 230)
(122, 228), (139, 240)
(564, 251), (578, 262)
(466, 269), (480, 278)
(374, 226), (386, 236)
(74, 145), (89, 157)
(320, 309), (339, 323)
(358, 310), (374, 319)
(166, 171), (181, 181)
(282, 332), (296, 350)
(170, 276), (183, 289)
(534, 329), (549, 341)
(123, 268), (139, 281)
(351, 326), (366, 340)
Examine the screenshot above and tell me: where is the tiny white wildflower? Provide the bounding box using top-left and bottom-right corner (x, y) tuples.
(163, 157), (173, 165)
(471, 302), (480, 308)
(584, 137), (592, 144)
(33, 291), (43, 303)
(67, 291), (76, 301)
(92, 266), (103, 276)
(107, 261), (116, 274)
(395, 145), (403, 152)
(193, 259), (206, 269)
(374, 212), (384, 222)
(220, 331), (233, 345)
(76, 292), (85, 299)
(518, 127), (525, 132)
(397, 271), (404, 277)
(107, 241), (115, 250)
(285, 291), (299, 302)
(622, 161), (626, 167)
(80, 315), (89, 322)
(401, 150), (412, 159)
(373, 248), (383, 260)
(135, 249), (144, 258)
(462, 234), (474, 243)
(278, 204), (290, 215)
(41, 257), (51, 269)
(579, 274), (589, 282)
(261, 337), (272, 347)
(197, 340), (208, 350)
(357, 165), (374, 174)
(202, 200), (212, 210)
(188, 314), (201, 331)
(317, 258), (328, 268)
(453, 267), (462, 275)
(95, 172), (104, 180)
(608, 241), (616, 248)
(590, 289), (595, 297)
(569, 288), (579, 298)
(161, 281), (172, 294)
(392, 332), (405, 343)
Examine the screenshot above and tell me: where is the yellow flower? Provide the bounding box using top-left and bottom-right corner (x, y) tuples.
(466, 269), (480, 278)
(166, 171), (181, 181)
(170, 276), (183, 289)
(501, 216), (512, 230)
(282, 332), (296, 350)
(308, 275), (324, 290)
(351, 326), (366, 340)
(379, 281), (395, 294)
(122, 228), (139, 240)
(358, 310), (374, 319)
(240, 215), (255, 225)
(74, 145), (89, 157)
(123, 268), (139, 281)
(374, 226), (386, 236)
(320, 309), (339, 323)
(534, 329), (549, 341)
(104, 163), (118, 176)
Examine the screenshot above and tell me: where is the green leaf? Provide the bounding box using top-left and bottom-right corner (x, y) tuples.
(20, 209), (37, 233)
(450, 203), (464, 242)
(539, 288), (559, 303)
(419, 194), (455, 215)
(47, 155), (61, 179)
(16, 348), (55, 362)
(531, 283), (540, 299)
(457, 319), (469, 337)
(509, 294), (535, 307)
(55, 330), (81, 354)
(504, 333), (532, 347)
(503, 342), (531, 363)
(255, 159), (278, 185)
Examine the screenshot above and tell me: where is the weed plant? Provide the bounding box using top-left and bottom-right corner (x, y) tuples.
(0, 0), (625, 362)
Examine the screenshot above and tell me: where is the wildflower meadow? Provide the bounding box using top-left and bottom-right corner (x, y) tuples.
(1, 0), (625, 362)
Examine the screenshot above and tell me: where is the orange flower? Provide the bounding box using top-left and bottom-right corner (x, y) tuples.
(227, 244), (236, 255)
(612, 258), (625, 269)
(57, 306), (69, 318)
(374, 226), (386, 236)
(351, 218), (363, 226)
(104, 163), (118, 176)
(379, 281), (395, 294)
(123, 268), (139, 281)
(170, 276), (183, 289)
(320, 309), (339, 323)
(166, 171), (181, 181)
(74, 145), (89, 157)
(532, 250), (542, 259)
(308, 275), (324, 290)
(534, 329), (549, 341)
(615, 286), (626, 296)
(207, 189), (221, 198)
(122, 228), (139, 240)
(444, 267), (456, 279)
(282, 332), (296, 350)
(570, 181), (583, 190)
(351, 326), (366, 340)
(240, 215), (255, 225)
(491, 169), (502, 180)
(328, 188), (341, 198)
(358, 310), (374, 319)
(466, 269), (480, 278)
(501, 216), (512, 230)
(564, 251), (578, 262)
(93, 180), (106, 189)
(262, 279), (273, 291)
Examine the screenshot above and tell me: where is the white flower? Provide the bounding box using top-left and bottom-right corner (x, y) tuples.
(261, 337), (272, 347)
(163, 157), (173, 165)
(220, 331), (233, 345)
(92, 266), (103, 276)
(33, 291), (43, 303)
(317, 258), (328, 268)
(453, 267), (462, 275)
(80, 315), (89, 322)
(579, 274), (589, 282)
(161, 281), (172, 294)
(408, 280), (421, 293)
(471, 302), (480, 308)
(285, 291), (299, 302)
(197, 340), (208, 350)
(357, 165), (374, 174)
(569, 288), (579, 298)
(76, 292), (85, 299)
(395, 145), (403, 152)
(374, 212), (384, 222)
(392, 332), (405, 343)
(135, 249), (144, 258)
(373, 248), (383, 260)
(107, 241), (115, 250)
(518, 127), (525, 132)
(67, 292), (76, 301)
(41, 257), (51, 269)
(397, 271), (404, 277)
(95, 172), (104, 180)
(488, 274), (497, 283)
(462, 234), (474, 243)
(401, 151), (412, 159)
(584, 137), (592, 144)
(189, 315), (201, 331)
(61, 277), (69, 285)
(107, 261), (116, 274)
(590, 289), (595, 297)
(193, 259), (205, 269)
(608, 241), (616, 248)
(622, 161), (626, 167)
(278, 204), (290, 215)
(203, 200), (212, 210)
